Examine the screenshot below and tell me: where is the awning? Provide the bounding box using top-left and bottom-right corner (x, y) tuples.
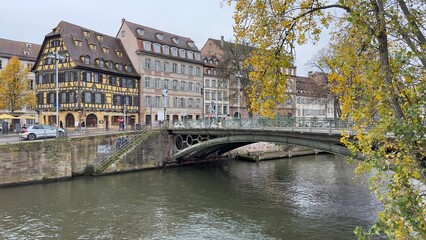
(0, 113), (18, 119)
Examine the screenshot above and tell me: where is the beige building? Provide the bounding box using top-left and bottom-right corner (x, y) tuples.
(117, 19), (204, 125)
(0, 38), (41, 130)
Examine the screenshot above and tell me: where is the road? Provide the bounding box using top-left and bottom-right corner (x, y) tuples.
(0, 129), (128, 144)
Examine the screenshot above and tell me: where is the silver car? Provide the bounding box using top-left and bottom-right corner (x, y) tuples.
(21, 124), (65, 140)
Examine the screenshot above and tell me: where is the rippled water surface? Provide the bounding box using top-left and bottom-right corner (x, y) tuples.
(0, 154), (382, 239)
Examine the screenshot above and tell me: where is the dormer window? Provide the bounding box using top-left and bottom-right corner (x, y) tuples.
(179, 49), (186, 58)
(136, 28), (144, 36)
(171, 47), (178, 56)
(127, 65), (132, 72)
(103, 47), (110, 54)
(117, 63), (123, 71)
(26, 43), (32, 48)
(83, 31), (91, 38)
(74, 40), (82, 47)
(109, 61), (114, 69)
(24, 51), (30, 56)
(187, 51), (194, 60)
(187, 41), (194, 47)
(83, 55), (90, 64)
(116, 50), (123, 58)
(155, 33), (164, 40)
(172, 37), (179, 44)
(89, 43), (97, 51)
(97, 35), (104, 42)
(98, 59), (105, 67)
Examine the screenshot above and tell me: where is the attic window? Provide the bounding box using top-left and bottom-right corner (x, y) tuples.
(74, 40), (82, 47)
(83, 55), (90, 64)
(172, 37), (179, 44)
(103, 47), (110, 54)
(89, 43), (97, 51)
(97, 35), (104, 42)
(187, 41), (194, 47)
(116, 50), (123, 58)
(136, 28), (144, 36)
(83, 31), (91, 38)
(26, 43), (32, 48)
(155, 33), (164, 40)
(24, 51), (30, 56)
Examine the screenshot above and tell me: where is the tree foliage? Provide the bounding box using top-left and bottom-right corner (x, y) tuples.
(230, 0), (426, 238)
(0, 56), (36, 113)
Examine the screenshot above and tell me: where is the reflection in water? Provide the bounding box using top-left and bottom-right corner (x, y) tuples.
(0, 154), (381, 239)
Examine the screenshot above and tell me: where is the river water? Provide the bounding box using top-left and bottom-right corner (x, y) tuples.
(0, 154), (382, 239)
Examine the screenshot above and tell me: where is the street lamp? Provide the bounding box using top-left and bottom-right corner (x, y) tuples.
(236, 71), (242, 119)
(46, 51), (65, 137)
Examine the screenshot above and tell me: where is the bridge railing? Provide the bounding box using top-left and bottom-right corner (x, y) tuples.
(167, 117), (354, 132)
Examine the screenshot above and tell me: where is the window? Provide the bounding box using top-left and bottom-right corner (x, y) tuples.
(0, 60), (2, 69)
(187, 42), (194, 47)
(121, 78), (127, 87)
(180, 98), (186, 108)
(74, 40), (82, 47)
(45, 57), (52, 65)
(114, 95), (122, 105)
(212, 79), (216, 88)
(205, 79), (210, 87)
(155, 60), (161, 71)
(196, 99), (201, 108)
(173, 97), (178, 107)
(83, 72), (91, 82)
(154, 96), (161, 107)
(179, 49), (186, 58)
(136, 28), (144, 35)
(188, 98), (193, 108)
(83, 31), (91, 38)
(171, 47), (178, 56)
(187, 51), (194, 59)
(145, 59), (151, 69)
(207, 69), (211, 75)
(195, 67), (201, 76)
(154, 43), (161, 53)
(117, 63), (123, 71)
(188, 82), (193, 91)
(212, 91), (216, 100)
(172, 80), (178, 90)
(218, 91), (222, 100)
(116, 51), (123, 58)
(95, 93), (102, 103)
(154, 78), (161, 89)
(205, 90), (210, 100)
(103, 47), (110, 54)
(143, 41), (152, 51)
(89, 44), (96, 51)
(84, 92), (92, 103)
(163, 62), (169, 72)
(109, 76), (117, 86)
(27, 63), (33, 70)
(97, 35), (104, 42)
(98, 59), (104, 67)
(180, 81), (186, 91)
(144, 96), (152, 107)
(127, 65), (132, 72)
(195, 52), (201, 61)
(172, 37), (179, 44)
(172, 63), (178, 73)
(84, 56), (90, 64)
(162, 45), (169, 55)
(196, 83), (201, 93)
(188, 66), (193, 75)
(51, 39), (60, 47)
(180, 65), (186, 75)
(164, 79), (169, 89)
(155, 33), (163, 40)
(109, 61), (114, 69)
(144, 77), (151, 88)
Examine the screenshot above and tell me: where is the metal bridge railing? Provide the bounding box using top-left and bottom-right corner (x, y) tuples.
(167, 117), (354, 132)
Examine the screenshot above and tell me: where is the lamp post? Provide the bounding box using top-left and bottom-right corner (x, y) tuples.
(47, 51), (65, 137)
(162, 87), (168, 125)
(236, 71), (241, 119)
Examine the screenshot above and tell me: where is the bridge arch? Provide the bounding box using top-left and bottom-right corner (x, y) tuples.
(172, 134), (351, 161)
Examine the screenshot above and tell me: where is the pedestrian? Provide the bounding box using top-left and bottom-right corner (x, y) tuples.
(81, 121), (85, 132)
(60, 120), (63, 129)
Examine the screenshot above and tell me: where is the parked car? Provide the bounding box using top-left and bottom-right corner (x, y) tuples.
(20, 124), (65, 140)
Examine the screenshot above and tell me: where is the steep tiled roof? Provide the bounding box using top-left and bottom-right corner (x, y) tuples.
(123, 20), (200, 52)
(0, 38), (41, 61)
(40, 21), (139, 77)
(296, 76), (323, 96)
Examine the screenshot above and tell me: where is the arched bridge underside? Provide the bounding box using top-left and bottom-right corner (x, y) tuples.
(169, 128), (352, 161)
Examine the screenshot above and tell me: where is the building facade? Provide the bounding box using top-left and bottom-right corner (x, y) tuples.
(295, 72), (334, 118)
(32, 21), (140, 129)
(117, 19), (204, 125)
(0, 38), (41, 128)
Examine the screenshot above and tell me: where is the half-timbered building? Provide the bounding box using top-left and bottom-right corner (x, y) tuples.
(118, 19), (203, 125)
(33, 21), (140, 129)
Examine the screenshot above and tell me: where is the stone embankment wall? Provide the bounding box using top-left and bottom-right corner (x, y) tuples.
(0, 130), (166, 187)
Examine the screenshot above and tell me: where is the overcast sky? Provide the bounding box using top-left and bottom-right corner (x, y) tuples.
(0, 0), (328, 76)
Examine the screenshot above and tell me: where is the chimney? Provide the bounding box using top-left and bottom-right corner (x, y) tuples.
(221, 36), (224, 47)
(122, 18), (126, 23)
